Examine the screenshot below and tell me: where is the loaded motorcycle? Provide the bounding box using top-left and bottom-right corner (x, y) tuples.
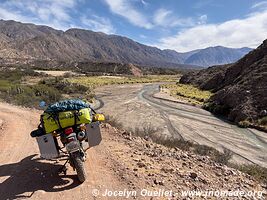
(30, 99), (105, 182)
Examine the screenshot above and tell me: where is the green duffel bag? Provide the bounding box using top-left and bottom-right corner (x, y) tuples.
(41, 108), (91, 133)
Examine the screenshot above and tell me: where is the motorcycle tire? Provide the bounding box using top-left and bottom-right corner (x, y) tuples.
(73, 155), (86, 182)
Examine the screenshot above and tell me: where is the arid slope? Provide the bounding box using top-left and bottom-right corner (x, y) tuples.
(180, 39), (267, 123)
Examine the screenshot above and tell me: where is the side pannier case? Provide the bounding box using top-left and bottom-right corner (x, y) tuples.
(36, 134), (59, 159)
(86, 122), (102, 148)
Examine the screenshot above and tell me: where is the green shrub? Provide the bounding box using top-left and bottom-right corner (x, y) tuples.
(32, 84), (61, 103)
(0, 82), (62, 107)
(39, 78), (89, 95)
(0, 68), (40, 82)
(0, 80), (13, 92)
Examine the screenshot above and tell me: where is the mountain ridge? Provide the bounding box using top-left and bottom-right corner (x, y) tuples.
(0, 19), (252, 68)
(184, 46), (253, 66)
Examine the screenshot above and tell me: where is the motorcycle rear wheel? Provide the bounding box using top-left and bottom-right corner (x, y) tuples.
(73, 155), (86, 182)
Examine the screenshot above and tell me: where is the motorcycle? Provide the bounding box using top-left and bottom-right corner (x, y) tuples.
(31, 100), (105, 183)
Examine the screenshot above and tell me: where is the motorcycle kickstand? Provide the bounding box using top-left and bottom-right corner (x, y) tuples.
(58, 159), (69, 175)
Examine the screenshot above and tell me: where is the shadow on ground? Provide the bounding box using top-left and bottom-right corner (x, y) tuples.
(0, 154), (81, 199)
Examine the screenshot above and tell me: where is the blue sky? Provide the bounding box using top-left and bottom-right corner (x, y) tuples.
(0, 0), (267, 52)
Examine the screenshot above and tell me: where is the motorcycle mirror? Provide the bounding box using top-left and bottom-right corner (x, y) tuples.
(39, 101), (46, 109)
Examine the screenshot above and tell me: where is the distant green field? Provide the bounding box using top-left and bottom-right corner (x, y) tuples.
(68, 75), (179, 89)
(162, 83), (213, 105)
(0, 69), (180, 108)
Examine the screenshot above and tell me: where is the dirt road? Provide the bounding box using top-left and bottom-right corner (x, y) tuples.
(96, 84), (267, 167)
(0, 102), (129, 200)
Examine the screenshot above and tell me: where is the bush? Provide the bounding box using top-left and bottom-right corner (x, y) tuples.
(204, 102), (231, 116)
(133, 123), (159, 137)
(13, 86), (36, 106)
(213, 148), (233, 165)
(236, 165), (267, 184)
(0, 69), (94, 108)
(32, 84), (61, 103)
(120, 122), (233, 164)
(105, 115), (123, 129)
(238, 120), (251, 128)
(0, 81), (62, 107)
(258, 116), (267, 126)
(39, 78), (90, 95)
(63, 72), (73, 78)
(0, 68), (40, 82)
(193, 144), (214, 155)
(0, 80), (12, 92)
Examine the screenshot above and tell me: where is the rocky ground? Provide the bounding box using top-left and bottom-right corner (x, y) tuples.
(102, 123), (267, 199)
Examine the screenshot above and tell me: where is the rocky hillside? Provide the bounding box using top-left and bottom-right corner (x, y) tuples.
(0, 20), (188, 68)
(0, 19), (251, 68)
(102, 123), (266, 199)
(180, 39), (267, 123)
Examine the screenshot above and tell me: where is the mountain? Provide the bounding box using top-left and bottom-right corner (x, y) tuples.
(183, 46), (252, 66)
(0, 20), (189, 68)
(180, 39), (267, 123)
(0, 19), (252, 68)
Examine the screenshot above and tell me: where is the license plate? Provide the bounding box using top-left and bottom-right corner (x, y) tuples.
(66, 141), (80, 153)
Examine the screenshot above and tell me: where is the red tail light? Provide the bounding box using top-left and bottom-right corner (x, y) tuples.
(64, 127), (73, 135)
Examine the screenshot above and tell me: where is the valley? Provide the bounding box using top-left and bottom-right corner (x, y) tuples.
(0, 1), (266, 199)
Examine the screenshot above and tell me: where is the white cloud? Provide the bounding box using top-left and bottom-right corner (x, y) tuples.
(153, 9), (171, 25)
(0, 0), (77, 30)
(104, 0), (153, 29)
(3, 0), (75, 21)
(153, 8), (195, 27)
(156, 10), (267, 52)
(0, 0), (116, 32)
(140, 0), (149, 6)
(104, 1), (200, 29)
(81, 15), (115, 34)
(251, 1), (267, 9)
(0, 7), (31, 22)
(198, 15), (207, 24)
